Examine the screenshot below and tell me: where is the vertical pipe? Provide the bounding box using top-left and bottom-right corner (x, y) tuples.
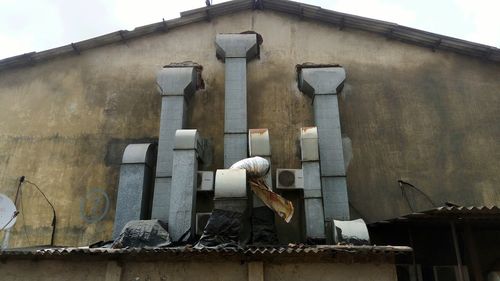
(407, 227), (420, 281)
(249, 129), (277, 244)
(113, 143), (156, 239)
(451, 221), (465, 281)
(464, 221), (483, 281)
(298, 66), (349, 221)
(215, 33), (259, 168)
(152, 66), (200, 223)
(248, 128), (272, 207)
(300, 127), (326, 241)
(168, 130), (200, 241)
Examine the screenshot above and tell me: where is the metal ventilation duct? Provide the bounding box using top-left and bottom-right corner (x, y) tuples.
(248, 128), (271, 208)
(113, 143), (156, 239)
(168, 129), (203, 241)
(300, 127), (326, 241)
(151, 65), (201, 223)
(332, 218), (370, 245)
(215, 33), (259, 168)
(298, 66), (349, 220)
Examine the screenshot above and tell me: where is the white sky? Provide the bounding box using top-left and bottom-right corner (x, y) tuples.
(0, 0), (499, 60)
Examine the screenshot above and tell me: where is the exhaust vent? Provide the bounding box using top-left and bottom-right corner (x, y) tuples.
(276, 169), (304, 189)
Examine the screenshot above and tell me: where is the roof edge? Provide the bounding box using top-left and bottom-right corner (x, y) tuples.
(1, 0), (499, 72)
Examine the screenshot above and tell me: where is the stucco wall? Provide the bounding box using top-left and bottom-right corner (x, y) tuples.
(0, 9), (499, 246)
(0, 260), (396, 281)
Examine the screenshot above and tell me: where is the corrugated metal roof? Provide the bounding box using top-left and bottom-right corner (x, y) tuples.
(0, 245), (411, 262)
(371, 205), (500, 225)
(1, 0), (499, 72)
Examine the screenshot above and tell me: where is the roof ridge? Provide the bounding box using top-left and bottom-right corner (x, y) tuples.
(1, 0), (499, 72)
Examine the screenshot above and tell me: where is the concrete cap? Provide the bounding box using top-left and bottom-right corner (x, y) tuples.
(215, 33), (259, 60)
(298, 67), (346, 97)
(174, 129), (199, 150)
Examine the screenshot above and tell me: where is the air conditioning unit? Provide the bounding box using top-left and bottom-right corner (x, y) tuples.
(433, 266), (469, 281)
(195, 212), (212, 236)
(276, 169), (304, 189)
(197, 171), (214, 191)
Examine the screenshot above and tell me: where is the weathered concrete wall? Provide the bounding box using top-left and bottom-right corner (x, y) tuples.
(0, 259), (396, 281)
(0, 10), (499, 246)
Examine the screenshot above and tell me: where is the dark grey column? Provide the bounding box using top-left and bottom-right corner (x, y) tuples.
(113, 143), (156, 239)
(298, 66), (349, 220)
(300, 127), (326, 240)
(215, 34), (259, 168)
(151, 66), (200, 223)
(168, 129), (200, 241)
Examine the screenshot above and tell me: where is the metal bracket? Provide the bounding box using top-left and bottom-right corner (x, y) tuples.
(339, 17), (345, 31)
(162, 18), (168, 32)
(253, 0), (264, 10)
(71, 43), (81, 55)
(119, 30), (127, 43)
(432, 38), (442, 52)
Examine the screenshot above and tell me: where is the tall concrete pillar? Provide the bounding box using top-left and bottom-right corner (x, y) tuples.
(168, 129), (201, 241)
(215, 33), (259, 168)
(300, 127), (326, 240)
(152, 65), (201, 223)
(113, 143), (156, 239)
(298, 66), (349, 221)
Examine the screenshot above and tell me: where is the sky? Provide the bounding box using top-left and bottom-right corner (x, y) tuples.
(0, 0), (499, 60)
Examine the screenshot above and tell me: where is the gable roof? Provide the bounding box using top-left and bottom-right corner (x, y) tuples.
(1, 0), (499, 72)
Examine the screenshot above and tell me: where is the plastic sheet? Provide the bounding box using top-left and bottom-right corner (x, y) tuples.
(111, 219), (171, 249)
(251, 206), (278, 245)
(194, 209), (243, 249)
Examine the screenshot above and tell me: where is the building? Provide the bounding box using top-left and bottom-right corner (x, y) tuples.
(0, 0), (498, 280)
